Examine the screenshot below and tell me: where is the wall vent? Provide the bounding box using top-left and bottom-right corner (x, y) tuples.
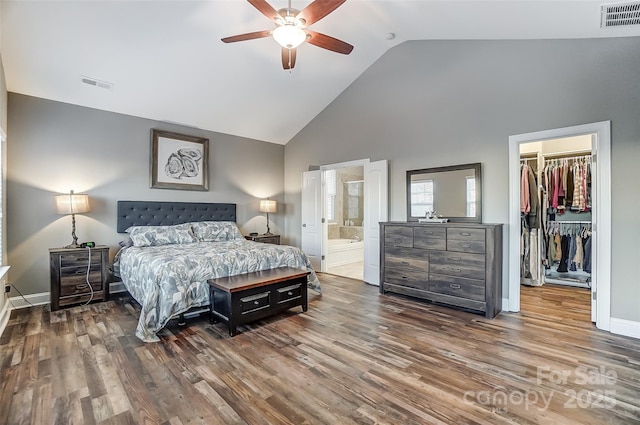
(601, 2), (640, 27)
(81, 75), (114, 90)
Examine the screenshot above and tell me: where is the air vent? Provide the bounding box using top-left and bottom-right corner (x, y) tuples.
(81, 75), (113, 90)
(601, 2), (640, 27)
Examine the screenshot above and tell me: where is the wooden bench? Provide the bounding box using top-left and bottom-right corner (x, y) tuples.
(207, 267), (310, 336)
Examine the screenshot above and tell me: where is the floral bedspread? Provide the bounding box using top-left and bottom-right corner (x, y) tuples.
(119, 239), (320, 342)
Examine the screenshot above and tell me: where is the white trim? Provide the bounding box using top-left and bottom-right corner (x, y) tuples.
(319, 158), (370, 170)
(8, 291), (49, 309)
(109, 281), (127, 294)
(610, 318), (640, 340)
(502, 297), (509, 311)
(508, 121), (611, 332)
(0, 299), (10, 337)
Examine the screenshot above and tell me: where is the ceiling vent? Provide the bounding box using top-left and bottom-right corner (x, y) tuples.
(601, 2), (640, 27)
(81, 75), (113, 90)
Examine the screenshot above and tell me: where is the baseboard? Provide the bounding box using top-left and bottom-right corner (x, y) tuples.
(610, 317), (640, 340)
(0, 298), (11, 338)
(8, 291), (50, 309)
(502, 298), (510, 312)
(110, 281), (127, 294)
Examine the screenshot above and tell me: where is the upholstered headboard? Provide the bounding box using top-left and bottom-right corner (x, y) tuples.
(117, 201), (237, 233)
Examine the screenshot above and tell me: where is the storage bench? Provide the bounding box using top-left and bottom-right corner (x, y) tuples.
(207, 267), (310, 336)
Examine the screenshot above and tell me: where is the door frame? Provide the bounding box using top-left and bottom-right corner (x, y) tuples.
(508, 121), (611, 331)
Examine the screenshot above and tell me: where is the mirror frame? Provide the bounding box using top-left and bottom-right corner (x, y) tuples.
(406, 162), (482, 223)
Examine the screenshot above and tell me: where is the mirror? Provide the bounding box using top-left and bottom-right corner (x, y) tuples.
(407, 163), (482, 223)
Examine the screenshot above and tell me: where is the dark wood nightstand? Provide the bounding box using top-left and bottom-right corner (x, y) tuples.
(245, 234), (280, 245)
(49, 246), (109, 311)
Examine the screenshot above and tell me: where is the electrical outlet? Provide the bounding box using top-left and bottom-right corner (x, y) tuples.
(4, 285), (10, 293)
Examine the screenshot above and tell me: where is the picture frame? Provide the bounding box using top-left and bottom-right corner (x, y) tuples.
(150, 129), (209, 191)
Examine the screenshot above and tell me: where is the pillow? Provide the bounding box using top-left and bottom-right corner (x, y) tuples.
(190, 221), (243, 242)
(126, 223), (198, 247)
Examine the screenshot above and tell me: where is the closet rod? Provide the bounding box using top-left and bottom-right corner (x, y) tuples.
(548, 220), (591, 224)
(543, 150), (591, 160)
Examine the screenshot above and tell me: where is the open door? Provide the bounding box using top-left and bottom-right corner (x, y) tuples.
(301, 170), (323, 271)
(363, 160), (388, 285)
(590, 135), (597, 323)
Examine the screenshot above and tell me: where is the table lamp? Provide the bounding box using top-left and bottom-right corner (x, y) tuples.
(55, 190), (90, 248)
(259, 199), (277, 235)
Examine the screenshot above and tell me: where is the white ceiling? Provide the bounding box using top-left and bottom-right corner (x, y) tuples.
(2, 1), (639, 145)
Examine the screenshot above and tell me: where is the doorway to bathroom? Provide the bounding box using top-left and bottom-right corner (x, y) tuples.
(325, 166), (365, 280)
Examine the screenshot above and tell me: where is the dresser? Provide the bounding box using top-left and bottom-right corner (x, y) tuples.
(49, 246), (109, 311)
(245, 234), (280, 245)
(380, 222), (503, 318)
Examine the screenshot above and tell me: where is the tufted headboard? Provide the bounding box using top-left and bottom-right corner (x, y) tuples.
(117, 201), (236, 233)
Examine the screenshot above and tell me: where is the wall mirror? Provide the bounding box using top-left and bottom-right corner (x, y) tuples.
(406, 163), (482, 223)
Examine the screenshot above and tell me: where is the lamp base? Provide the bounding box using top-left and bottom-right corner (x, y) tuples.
(64, 242), (81, 249)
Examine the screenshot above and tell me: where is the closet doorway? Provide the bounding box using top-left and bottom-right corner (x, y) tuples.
(508, 121), (611, 331)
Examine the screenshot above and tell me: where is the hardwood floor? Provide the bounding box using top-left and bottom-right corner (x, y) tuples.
(1, 275), (639, 425)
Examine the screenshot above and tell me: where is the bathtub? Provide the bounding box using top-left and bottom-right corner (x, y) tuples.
(327, 238), (364, 268)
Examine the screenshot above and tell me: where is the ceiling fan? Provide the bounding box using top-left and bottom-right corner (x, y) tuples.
(222, 0), (353, 70)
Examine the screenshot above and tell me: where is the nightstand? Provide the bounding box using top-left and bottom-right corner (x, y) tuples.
(245, 234), (280, 245)
(49, 246), (109, 311)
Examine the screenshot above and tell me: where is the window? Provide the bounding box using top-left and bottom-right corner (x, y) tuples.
(410, 179), (434, 216)
(326, 169), (336, 223)
(466, 177), (476, 217)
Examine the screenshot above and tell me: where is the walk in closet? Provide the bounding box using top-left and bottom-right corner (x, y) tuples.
(520, 137), (593, 289)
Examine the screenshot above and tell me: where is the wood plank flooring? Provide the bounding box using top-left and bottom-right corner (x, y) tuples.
(1, 275), (639, 425)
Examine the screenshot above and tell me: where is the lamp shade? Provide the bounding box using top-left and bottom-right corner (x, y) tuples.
(259, 199), (277, 214)
(55, 191), (90, 215)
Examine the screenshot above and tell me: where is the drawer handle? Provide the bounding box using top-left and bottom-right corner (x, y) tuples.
(401, 276), (409, 280)
(461, 232), (471, 236)
(450, 284), (461, 289)
(462, 244), (471, 248)
(76, 284), (88, 290)
(401, 261), (410, 265)
(450, 268), (462, 272)
(287, 291), (293, 296)
(254, 300), (260, 305)
(400, 251), (409, 255)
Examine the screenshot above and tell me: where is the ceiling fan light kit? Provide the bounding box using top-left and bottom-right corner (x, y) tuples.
(272, 24), (307, 49)
(222, 0), (353, 70)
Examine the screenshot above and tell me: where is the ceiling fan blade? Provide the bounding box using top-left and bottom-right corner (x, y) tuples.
(305, 30), (353, 55)
(282, 47), (297, 70)
(297, 0), (346, 26)
(247, 0), (279, 21)
(221, 30), (272, 43)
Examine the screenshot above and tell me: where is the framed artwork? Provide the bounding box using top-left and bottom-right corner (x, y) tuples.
(150, 129), (209, 191)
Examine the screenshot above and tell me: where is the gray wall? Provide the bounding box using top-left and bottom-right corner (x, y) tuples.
(7, 94), (284, 295)
(284, 38), (640, 322)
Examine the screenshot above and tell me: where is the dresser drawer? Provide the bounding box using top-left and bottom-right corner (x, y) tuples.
(384, 226), (413, 247)
(276, 283), (303, 304)
(60, 271), (103, 296)
(429, 274), (485, 301)
(384, 267), (428, 290)
(240, 291), (271, 314)
(414, 227), (446, 250)
(447, 228), (486, 253)
(59, 251), (103, 267)
(429, 251), (485, 280)
(385, 246), (429, 270)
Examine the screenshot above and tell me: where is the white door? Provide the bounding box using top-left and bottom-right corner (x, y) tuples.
(590, 135), (597, 322)
(301, 170), (323, 271)
(363, 160), (388, 285)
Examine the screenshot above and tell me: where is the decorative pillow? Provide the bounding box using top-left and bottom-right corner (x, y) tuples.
(190, 221), (243, 242)
(126, 223), (198, 247)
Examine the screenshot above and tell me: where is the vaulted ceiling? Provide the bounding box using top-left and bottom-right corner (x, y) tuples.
(2, 1), (639, 144)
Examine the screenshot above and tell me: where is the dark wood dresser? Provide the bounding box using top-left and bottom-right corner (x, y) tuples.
(49, 246), (109, 311)
(245, 234), (280, 245)
(380, 222), (503, 318)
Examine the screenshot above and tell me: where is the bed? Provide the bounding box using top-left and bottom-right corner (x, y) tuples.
(115, 201), (320, 342)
